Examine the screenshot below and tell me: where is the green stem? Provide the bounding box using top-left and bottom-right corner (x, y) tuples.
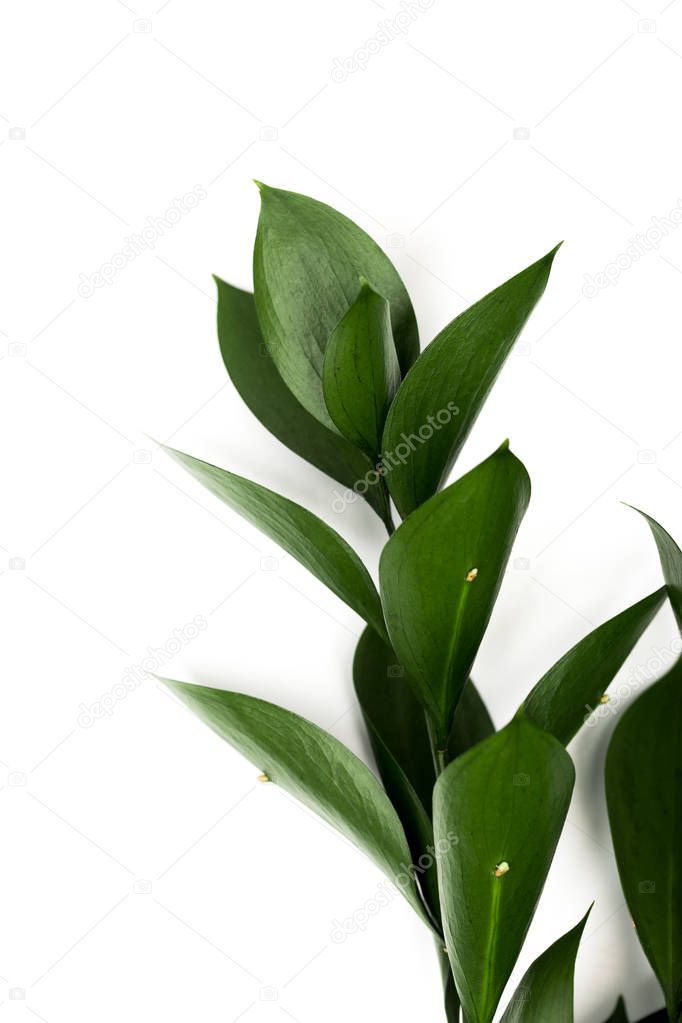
(378, 475), (395, 535)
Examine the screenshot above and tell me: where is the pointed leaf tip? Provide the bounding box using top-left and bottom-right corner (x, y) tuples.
(253, 184), (419, 427)
(158, 678), (435, 932)
(382, 246), (557, 516)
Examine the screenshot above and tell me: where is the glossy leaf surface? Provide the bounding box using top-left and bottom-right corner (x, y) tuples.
(434, 716), (575, 1023)
(162, 445), (386, 639)
(322, 281), (400, 457)
(163, 679), (434, 929)
(499, 909), (590, 1022)
(630, 506), (682, 634)
(606, 658), (682, 1022)
(382, 246), (559, 517)
(380, 443), (530, 741)
(253, 184), (418, 428)
(522, 588), (666, 745)
(215, 277), (391, 527)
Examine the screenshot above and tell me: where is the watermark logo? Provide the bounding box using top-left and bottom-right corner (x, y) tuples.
(77, 615), (208, 727)
(77, 185), (207, 297)
(582, 200), (682, 298)
(331, 401), (459, 514)
(330, 831), (458, 943)
(331, 0), (436, 81)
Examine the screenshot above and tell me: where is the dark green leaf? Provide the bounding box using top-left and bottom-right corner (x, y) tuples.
(434, 716), (575, 1023)
(162, 679), (434, 930)
(214, 277), (392, 528)
(605, 657), (682, 1022)
(499, 908), (591, 1022)
(629, 506), (682, 634)
(162, 445), (386, 640)
(449, 678), (495, 759)
(382, 245), (560, 518)
(379, 443), (530, 743)
(352, 630), (493, 924)
(438, 947), (461, 1023)
(253, 183), (419, 428)
(353, 626), (438, 918)
(353, 627), (434, 810)
(522, 588), (666, 745)
(322, 281), (400, 458)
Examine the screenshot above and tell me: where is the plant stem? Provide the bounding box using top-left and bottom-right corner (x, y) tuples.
(378, 475), (395, 535)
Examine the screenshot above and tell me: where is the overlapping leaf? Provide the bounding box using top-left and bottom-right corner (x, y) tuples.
(499, 909), (590, 1022)
(522, 588), (666, 745)
(434, 716), (575, 1023)
(382, 246), (560, 518)
(161, 445), (386, 639)
(253, 184), (418, 428)
(380, 443), (530, 743)
(322, 281), (400, 458)
(629, 506), (682, 634)
(162, 679), (433, 930)
(449, 677), (495, 759)
(605, 656), (682, 1022)
(215, 276), (392, 528)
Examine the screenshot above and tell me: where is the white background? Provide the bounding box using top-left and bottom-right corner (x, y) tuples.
(2, 1), (682, 1020)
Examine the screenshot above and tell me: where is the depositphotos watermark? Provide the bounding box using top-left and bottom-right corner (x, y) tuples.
(583, 636), (682, 727)
(330, 830), (458, 943)
(77, 615), (208, 727)
(331, 0), (436, 82)
(582, 200), (682, 298)
(331, 400), (459, 514)
(76, 185), (207, 297)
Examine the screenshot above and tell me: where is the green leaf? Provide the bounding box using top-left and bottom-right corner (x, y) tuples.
(499, 908), (591, 1022)
(629, 506), (682, 634)
(603, 997), (629, 1022)
(352, 630), (494, 830)
(382, 245), (560, 518)
(352, 629), (494, 924)
(214, 277), (393, 528)
(434, 716), (575, 1023)
(161, 445), (386, 640)
(162, 679), (434, 931)
(522, 588), (666, 745)
(449, 677), (495, 759)
(438, 948), (462, 1023)
(352, 627), (435, 813)
(379, 443), (530, 743)
(352, 626), (438, 918)
(322, 281), (400, 458)
(605, 657), (682, 1022)
(253, 183), (419, 428)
